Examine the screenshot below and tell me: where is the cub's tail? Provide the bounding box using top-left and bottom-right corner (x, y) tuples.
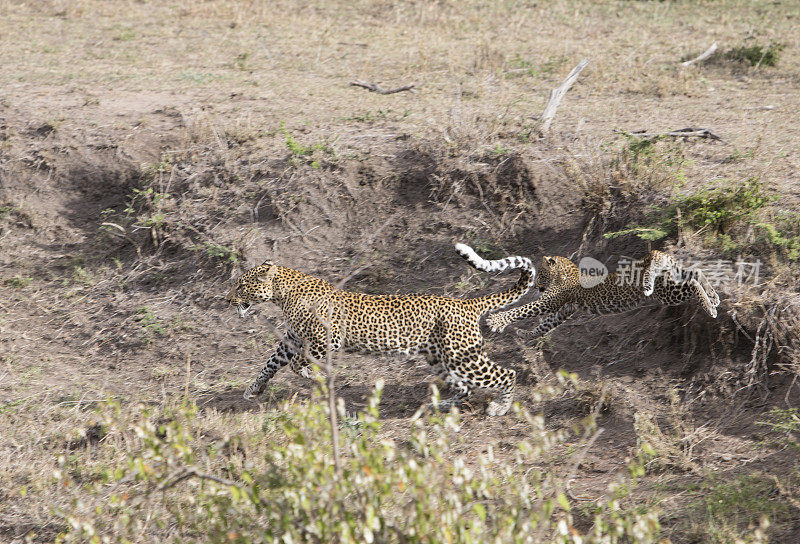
(455, 243), (536, 316)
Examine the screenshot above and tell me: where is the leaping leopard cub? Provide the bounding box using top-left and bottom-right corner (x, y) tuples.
(226, 244), (536, 416)
(486, 250), (720, 336)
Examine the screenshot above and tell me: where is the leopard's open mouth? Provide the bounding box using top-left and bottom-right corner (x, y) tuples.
(236, 303), (251, 318)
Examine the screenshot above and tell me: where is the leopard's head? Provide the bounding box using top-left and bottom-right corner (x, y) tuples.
(227, 261), (278, 318)
(535, 256), (577, 291)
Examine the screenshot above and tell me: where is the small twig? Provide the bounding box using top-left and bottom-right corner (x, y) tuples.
(316, 213), (399, 475)
(349, 80), (415, 95)
(57, 399), (107, 407)
(614, 127), (722, 141)
(323, 304), (341, 476)
(184, 353), (192, 401)
(728, 309), (756, 344)
(681, 42), (718, 66)
(100, 222), (142, 258)
(158, 467), (238, 492)
(338, 42), (368, 48)
(539, 58), (590, 134)
(565, 428), (605, 484)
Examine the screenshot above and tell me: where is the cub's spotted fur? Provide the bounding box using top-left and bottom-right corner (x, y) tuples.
(227, 244), (536, 416)
(486, 250), (719, 336)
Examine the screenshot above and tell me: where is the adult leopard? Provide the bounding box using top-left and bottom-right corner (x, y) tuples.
(227, 243), (536, 416)
(486, 250), (720, 336)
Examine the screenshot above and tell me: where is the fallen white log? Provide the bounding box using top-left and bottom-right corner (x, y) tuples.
(681, 42), (718, 66)
(540, 58), (590, 134)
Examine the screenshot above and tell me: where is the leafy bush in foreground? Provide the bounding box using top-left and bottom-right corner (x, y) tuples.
(57, 380), (661, 543)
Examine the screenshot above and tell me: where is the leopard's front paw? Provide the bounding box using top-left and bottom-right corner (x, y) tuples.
(486, 313), (510, 333)
(243, 383), (264, 401)
(485, 399), (510, 417)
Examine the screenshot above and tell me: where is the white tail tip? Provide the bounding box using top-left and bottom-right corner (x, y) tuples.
(455, 243), (482, 262)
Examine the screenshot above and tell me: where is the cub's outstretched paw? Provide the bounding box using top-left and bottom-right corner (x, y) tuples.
(486, 313), (510, 333)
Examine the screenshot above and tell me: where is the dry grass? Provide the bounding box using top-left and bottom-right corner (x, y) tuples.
(2, 1), (799, 158)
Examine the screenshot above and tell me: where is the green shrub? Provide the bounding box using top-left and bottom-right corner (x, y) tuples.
(677, 177), (772, 234)
(4, 275), (32, 288)
(724, 43), (784, 67)
(190, 240), (240, 264)
(605, 177), (772, 241)
(281, 123), (335, 168)
(757, 407), (800, 449)
(58, 381), (661, 543)
(615, 133), (686, 181)
(677, 474), (784, 544)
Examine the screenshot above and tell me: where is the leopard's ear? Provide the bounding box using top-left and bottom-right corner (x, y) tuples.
(256, 265), (277, 282)
(544, 256), (556, 266)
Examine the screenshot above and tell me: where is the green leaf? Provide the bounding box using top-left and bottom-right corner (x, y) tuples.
(603, 227), (668, 241)
(557, 492), (571, 512)
(473, 502), (487, 521)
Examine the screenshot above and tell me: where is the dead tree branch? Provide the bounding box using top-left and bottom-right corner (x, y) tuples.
(350, 80), (415, 95)
(615, 127), (722, 141)
(681, 42), (718, 66)
(539, 58), (590, 134)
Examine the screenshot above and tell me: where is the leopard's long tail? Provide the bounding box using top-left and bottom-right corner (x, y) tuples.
(455, 243), (536, 315)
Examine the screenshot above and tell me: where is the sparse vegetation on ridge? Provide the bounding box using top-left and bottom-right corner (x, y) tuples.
(605, 177), (800, 262)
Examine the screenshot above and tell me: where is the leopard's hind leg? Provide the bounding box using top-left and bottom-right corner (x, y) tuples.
(651, 277), (718, 318)
(689, 277), (718, 317)
(424, 346), (463, 394)
(695, 269), (720, 309)
(431, 357), (474, 410)
(643, 251), (680, 296)
(439, 349), (516, 416)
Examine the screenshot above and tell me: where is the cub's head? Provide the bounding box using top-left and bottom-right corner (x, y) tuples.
(535, 256), (577, 291)
(227, 261), (278, 317)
